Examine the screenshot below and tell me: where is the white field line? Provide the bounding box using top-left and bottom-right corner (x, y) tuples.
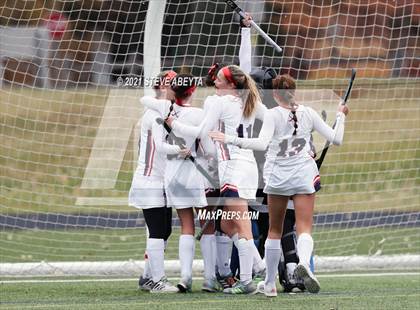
(1, 272), (420, 284)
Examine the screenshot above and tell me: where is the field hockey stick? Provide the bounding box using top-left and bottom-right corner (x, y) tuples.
(224, 0), (283, 54)
(155, 118), (218, 189)
(317, 69), (356, 169)
(195, 204), (219, 240)
(321, 110), (327, 122)
(156, 117), (220, 240)
(314, 110), (327, 169)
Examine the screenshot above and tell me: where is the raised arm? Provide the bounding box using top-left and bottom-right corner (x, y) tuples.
(309, 107), (346, 146)
(210, 110), (275, 151)
(171, 97), (222, 139)
(239, 27), (252, 74)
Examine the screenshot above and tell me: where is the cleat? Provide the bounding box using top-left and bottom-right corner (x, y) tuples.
(216, 273), (236, 290)
(138, 276), (154, 291)
(295, 263), (320, 294)
(257, 280), (265, 294)
(257, 281), (278, 297)
(282, 270), (305, 293)
(150, 277), (178, 293)
(223, 281), (258, 295)
(264, 281), (278, 297)
(252, 268), (266, 286)
(290, 284), (305, 293)
(177, 278), (192, 293)
(291, 275), (305, 293)
(201, 278), (220, 293)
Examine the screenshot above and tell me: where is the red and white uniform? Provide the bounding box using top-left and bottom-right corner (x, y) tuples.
(140, 96), (208, 209)
(225, 105), (346, 196)
(138, 28), (261, 201)
(128, 99), (180, 209)
(172, 95), (266, 200)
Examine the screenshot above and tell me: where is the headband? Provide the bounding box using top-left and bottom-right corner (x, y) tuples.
(221, 67), (236, 85)
(164, 70), (177, 84)
(175, 85), (196, 106)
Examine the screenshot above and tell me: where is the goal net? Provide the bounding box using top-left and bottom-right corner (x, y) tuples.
(1, 0), (419, 277)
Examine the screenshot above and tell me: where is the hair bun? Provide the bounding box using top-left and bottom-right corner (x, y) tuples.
(272, 74), (296, 90)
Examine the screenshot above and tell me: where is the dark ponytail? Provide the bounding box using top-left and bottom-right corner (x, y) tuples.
(205, 62), (226, 87)
(272, 74), (299, 135)
(171, 74), (197, 106)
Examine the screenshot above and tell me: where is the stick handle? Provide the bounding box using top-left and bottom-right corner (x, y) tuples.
(224, 0), (282, 53)
(342, 68), (357, 104)
(317, 69), (356, 169)
(196, 223), (207, 240)
(155, 118), (219, 189)
(249, 20), (283, 53)
(196, 205), (220, 240)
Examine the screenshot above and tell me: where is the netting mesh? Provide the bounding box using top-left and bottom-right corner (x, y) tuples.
(0, 0), (419, 273)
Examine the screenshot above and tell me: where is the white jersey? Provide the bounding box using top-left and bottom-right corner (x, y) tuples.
(225, 104), (345, 195)
(172, 95), (266, 163)
(136, 109), (168, 178)
(235, 101), (267, 163)
(140, 96), (208, 207)
(140, 96), (211, 157)
(170, 94), (239, 161)
(166, 105), (207, 207)
(129, 97), (181, 209)
(171, 95), (265, 200)
(169, 105), (205, 157)
(227, 104), (345, 166)
(265, 105), (344, 168)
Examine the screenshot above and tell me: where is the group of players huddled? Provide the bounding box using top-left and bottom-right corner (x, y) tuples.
(129, 14), (349, 296)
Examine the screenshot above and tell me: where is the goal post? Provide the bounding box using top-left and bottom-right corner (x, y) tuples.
(0, 0), (419, 278)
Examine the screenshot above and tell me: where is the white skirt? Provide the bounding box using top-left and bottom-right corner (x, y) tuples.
(218, 159), (258, 200)
(165, 159), (207, 209)
(264, 158), (320, 196)
(128, 169), (166, 209)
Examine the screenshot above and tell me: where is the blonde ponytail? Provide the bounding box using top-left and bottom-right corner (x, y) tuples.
(226, 65), (261, 118)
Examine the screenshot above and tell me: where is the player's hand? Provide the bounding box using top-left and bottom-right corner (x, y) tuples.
(338, 104), (349, 116)
(179, 148), (191, 159)
(240, 12), (252, 28)
(165, 116), (175, 127)
(209, 131), (226, 142)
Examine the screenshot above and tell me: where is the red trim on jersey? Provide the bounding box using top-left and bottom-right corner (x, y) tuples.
(144, 130), (156, 176)
(313, 175), (321, 185)
(220, 183), (238, 193)
(218, 121), (231, 161)
(148, 142), (155, 176)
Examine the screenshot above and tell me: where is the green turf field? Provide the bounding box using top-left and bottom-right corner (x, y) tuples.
(1, 227), (418, 263)
(1, 273), (419, 309)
